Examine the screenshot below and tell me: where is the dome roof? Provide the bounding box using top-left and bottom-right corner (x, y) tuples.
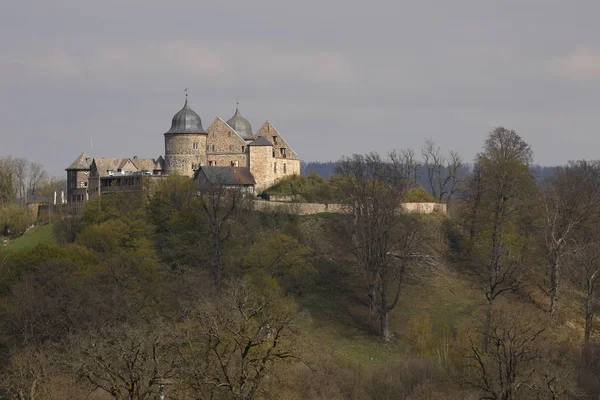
(226, 108), (253, 140)
(165, 98), (206, 134)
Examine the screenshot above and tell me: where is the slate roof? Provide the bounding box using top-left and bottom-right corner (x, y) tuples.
(66, 152), (91, 170)
(195, 166), (256, 186)
(92, 157), (164, 177)
(165, 98), (206, 134)
(248, 136), (272, 147)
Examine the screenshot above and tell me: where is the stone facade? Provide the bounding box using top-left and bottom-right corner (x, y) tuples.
(164, 133), (207, 177)
(66, 99), (302, 203)
(253, 201), (447, 216)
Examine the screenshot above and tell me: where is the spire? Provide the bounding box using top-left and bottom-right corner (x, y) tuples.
(184, 88), (189, 106)
(236, 96), (239, 111)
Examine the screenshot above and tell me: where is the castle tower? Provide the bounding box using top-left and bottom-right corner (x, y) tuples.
(164, 97), (207, 176)
(248, 136), (274, 192)
(226, 105), (254, 142)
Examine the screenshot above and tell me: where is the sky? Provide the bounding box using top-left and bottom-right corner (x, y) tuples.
(1, 0), (600, 176)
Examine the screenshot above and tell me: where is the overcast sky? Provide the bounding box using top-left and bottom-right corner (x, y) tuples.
(1, 0), (600, 176)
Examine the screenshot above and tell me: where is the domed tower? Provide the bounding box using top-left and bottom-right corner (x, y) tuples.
(226, 105), (254, 141)
(164, 96), (207, 176)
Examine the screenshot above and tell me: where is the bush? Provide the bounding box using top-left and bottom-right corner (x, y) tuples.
(0, 204), (35, 236)
(404, 187), (437, 203)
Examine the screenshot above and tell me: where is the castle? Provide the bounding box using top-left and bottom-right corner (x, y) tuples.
(66, 97), (301, 204)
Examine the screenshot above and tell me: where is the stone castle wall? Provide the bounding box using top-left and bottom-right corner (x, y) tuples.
(253, 201), (447, 216)
(206, 118), (248, 153)
(164, 133), (207, 177)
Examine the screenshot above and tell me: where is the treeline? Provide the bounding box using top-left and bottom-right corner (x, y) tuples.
(2, 128), (600, 399)
(0, 156), (63, 236)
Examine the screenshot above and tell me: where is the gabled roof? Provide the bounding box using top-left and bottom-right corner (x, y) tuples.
(91, 157), (164, 177)
(248, 136), (273, 147)
(66, 152), (91, 170)
(211, 117), (247, 143)
(195, 166), (256, 186)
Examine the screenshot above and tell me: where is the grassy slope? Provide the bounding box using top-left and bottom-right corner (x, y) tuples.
(296, 213), (581, 368)
(5, 224), (55, 252)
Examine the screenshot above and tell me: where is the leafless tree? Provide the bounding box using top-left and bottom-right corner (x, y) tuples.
(12, 157), (28, 205)
(0, 156), (16, 204)
(71, 322), (180, 400)
(335, 153), (408, 318)
(336, 153), (434, 341)
(394, 148), (420, 185)
(27, 162), (47, 198)
(182, 279), (306, 400)
(195, 183), (251, 287)
(466, 307), (546, 400)
(542, 160), (600, 316)
(421, 140), (464, 204)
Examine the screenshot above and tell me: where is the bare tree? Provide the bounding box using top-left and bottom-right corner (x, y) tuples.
(421, 140), (464, 204)
(466, 306), (546, 400)
(336, 153), (433, 341)
(542, 160), (600, 316)
(335, 153), (408, 318)
(395, 148), (420, 185)
(27, 162), (47, 198)
(12, 158), (28, 205)
(0, 156), (16, 204)
(182, 279), (306, 400)
(71, 322), (180, 400)
(195, 183), (250, 287)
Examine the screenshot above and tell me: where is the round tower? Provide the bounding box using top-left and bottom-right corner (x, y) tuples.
(164, 97), (208, 176)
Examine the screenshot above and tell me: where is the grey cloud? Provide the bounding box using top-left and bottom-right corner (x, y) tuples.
(2, 0), (600, 175)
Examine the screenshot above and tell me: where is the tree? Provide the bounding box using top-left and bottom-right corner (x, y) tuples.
(71, 322), (180, 400)
(27, 163), (47, 198)
(336, 152), (432, 341)
(182, 278), (306, 400)
(542, 160), (600, 316)
(421, 140), (464, 204)
(462, 128), (536, 347)
(466, 306), (547, 400)
(195, 183), (251, 287)
(335, 153), (407, 317)
(242, 232), (316, 295)
(0, 156), (16, 204)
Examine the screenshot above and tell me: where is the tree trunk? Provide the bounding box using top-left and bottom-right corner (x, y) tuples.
(585, 278), (594, 345)
(483, 300), (493, 351)
(550, 251), (559, 316)
(368, 284), (376, 316)
(380, 283), (391, 342)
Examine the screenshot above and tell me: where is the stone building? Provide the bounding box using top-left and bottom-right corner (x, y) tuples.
(65, 96), (300, 203)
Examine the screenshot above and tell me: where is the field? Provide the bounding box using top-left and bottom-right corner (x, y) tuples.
(4, 224), (55, 251)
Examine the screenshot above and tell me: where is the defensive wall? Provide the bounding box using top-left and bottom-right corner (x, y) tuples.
(252, 201), (446, 215)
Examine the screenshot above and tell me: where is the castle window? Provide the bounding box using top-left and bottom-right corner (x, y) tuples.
(274, 162), (278, 173)
(209, 161), (215, 166)
(229, 145), (233, 151)
(242, 146), (245, 152)
(231, 161), (239, 167)
(212, 145), (216, 152)
(281, 148), (287, 157)
(273, 136), (278, 144)
(206, 145), (210, 152)
(193, 142), (199, 150)
(228, 132), (231, 137)
(283, 163), (287, 174)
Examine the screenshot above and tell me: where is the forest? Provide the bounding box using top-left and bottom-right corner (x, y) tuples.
(2, 127), (600, 399)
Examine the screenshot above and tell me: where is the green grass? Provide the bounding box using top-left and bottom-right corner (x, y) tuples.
(5, 224), (56, 251)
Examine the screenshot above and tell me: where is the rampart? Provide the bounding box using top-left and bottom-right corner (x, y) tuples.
(252, 201), (446, 215)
